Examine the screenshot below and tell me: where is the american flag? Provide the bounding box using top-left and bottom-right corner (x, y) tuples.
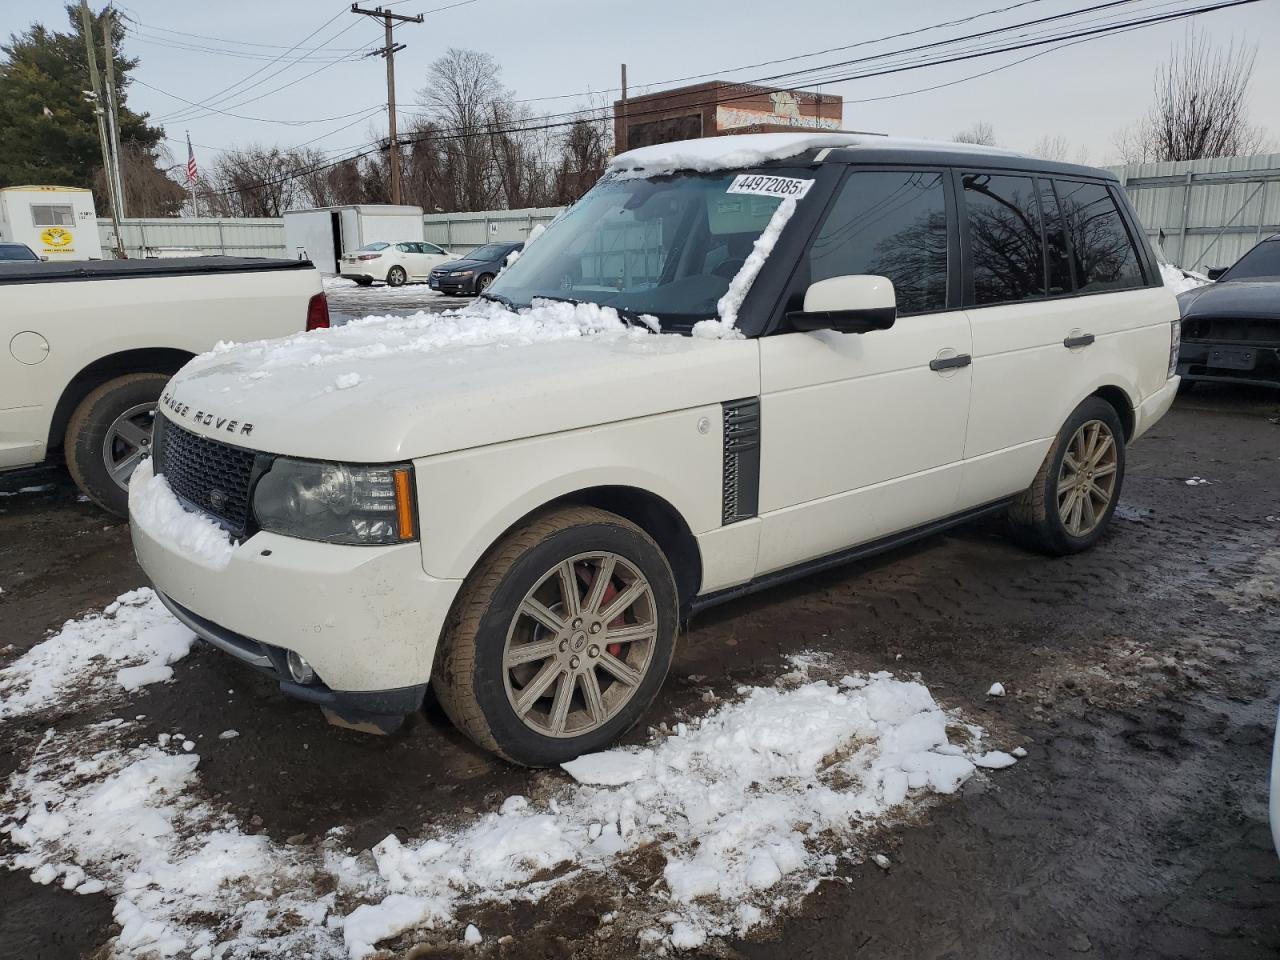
(185, 133), (197, 186)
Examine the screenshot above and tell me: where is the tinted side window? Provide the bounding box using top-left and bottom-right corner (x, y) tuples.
(1040, 181), (1073, 295)
(1054, 180), (1144, 292)
(962, 173), (1045, 304)
(808, 170), (949, 315)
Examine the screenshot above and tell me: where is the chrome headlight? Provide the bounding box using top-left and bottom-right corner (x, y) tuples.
(452, 270), (473, 277)
(252, 458), (416, 545)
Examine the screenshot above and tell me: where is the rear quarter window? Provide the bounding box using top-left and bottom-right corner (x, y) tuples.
(1054, 180), (1145, 293)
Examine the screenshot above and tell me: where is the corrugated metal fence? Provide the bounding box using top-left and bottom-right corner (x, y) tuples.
(101, 154), (1280, 272)
(99, 206), (565, 260)
(1107, 153), (1280, 272)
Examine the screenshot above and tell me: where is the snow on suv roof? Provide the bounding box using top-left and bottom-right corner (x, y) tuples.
(608, 132), (1030, 176)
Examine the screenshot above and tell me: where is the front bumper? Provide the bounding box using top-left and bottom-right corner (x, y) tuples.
(1178, 340), (1280, 388)
(429, 275), (473, 294)
(132, 520), (462, 714)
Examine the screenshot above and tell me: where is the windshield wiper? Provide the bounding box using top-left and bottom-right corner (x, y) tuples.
(476, 291), (516, 310)
(530, 295), (656, 331)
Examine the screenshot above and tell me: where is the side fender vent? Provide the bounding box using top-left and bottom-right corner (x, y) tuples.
(722, 398), (761, 525)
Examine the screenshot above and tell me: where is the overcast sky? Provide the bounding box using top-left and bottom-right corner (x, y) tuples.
(7, 0), (1279, 170)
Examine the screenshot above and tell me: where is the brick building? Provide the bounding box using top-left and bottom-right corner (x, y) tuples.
(613, 81), (846, 154)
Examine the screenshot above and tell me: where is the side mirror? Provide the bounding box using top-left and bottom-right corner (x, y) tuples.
(39, 255), (49, 262)
(787, 275), (897, 334)
(1206, 267), (1227, 281)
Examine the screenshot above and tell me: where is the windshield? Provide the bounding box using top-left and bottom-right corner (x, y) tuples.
(358, 241), (390, 252)
(0, 244), (38, 261)
(1220, 239), (1280, 281)
(468, 243), (512, 261)
(488, 169), (797, 329)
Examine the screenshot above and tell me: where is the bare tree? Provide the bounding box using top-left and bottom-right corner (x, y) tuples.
(1031, 135), (1091, 166)
(953, 122), (998, 146)
(204, 146), (301, 217)
(92, 142), (186, 216)
(1114, 27), (1268, 163)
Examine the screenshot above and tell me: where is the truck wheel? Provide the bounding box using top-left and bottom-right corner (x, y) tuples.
(1007, 397), (1126, 556)
(386, 266), (407, 287)
(475, 273), (494, 294)
(433, 505), (678, 766)
(65, 373), (169, 517)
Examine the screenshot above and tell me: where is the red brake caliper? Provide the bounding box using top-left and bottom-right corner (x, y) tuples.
(579, 561), (626, 658)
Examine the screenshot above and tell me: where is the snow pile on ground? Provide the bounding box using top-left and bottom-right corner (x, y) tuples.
(343, 670), (1009, 954)
(694, 196), (800, 338)
(199, 297), (653, 390)
(1, 726), (333, 959)
(129, 460), (236, 571)
(1160, 261), (1211, 295)
(0, 588), (193, 720)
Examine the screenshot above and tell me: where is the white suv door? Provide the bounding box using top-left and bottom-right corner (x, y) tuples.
(755, 169), (973, 575)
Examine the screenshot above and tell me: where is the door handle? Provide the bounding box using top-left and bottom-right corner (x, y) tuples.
(929, 354), (972, 371)
(1064, 333), (1096, 348)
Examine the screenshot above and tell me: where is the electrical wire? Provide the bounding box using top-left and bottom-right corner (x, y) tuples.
(197, 0), (1258, 199)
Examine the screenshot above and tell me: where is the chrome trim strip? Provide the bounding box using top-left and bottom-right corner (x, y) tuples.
(154, 589), (273, 669)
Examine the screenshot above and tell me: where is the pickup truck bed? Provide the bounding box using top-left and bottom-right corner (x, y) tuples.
(1, 256), (325, 515)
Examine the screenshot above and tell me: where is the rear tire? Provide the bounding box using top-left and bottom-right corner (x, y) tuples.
(1007, 397), (1126, 556)
(65, 372), (169, 517)
(354, 277), (374, 287)
(432, 505), (678, 766)
(386, 266), (407, 287)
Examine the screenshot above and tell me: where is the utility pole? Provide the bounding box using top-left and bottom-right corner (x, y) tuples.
(351, 4), (422, 206)
(102, 3), (127, 219)
(619, 63), (628, 153)
(79, 0), (125, 258)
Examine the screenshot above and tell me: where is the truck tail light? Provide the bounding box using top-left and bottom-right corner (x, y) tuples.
(306, 292), (330, 331)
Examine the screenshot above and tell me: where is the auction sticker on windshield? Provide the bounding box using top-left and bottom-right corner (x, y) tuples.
(726, 174), (814, 200)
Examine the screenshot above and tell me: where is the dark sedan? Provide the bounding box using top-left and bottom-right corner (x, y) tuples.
(1177, 234), (1280, 389)
(428, 241), (523, 296)
(0, 242), (41, 261)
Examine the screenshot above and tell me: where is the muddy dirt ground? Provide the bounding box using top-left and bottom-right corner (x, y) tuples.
(2, 383), (1278, 960)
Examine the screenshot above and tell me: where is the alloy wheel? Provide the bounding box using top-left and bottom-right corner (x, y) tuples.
(502, 551), (657, 738)
(1056, 419), (1118, 537)
(102, 402), (156, 490)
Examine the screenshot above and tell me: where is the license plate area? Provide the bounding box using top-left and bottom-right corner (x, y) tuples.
(1207, 347), (1257, 370)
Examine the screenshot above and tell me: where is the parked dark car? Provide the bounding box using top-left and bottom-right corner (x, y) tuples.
(0, 242), (41, 262)
(1177, 234), (1280, 389)
(428, 241), (523, 295)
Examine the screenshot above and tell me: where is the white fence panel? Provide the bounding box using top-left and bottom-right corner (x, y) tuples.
(99, 218), (288, 259)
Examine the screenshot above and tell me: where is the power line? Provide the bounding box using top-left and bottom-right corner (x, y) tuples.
(198, 0), (1257, 200)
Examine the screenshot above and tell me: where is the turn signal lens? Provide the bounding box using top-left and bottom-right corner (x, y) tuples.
(393, 468), (415, 540)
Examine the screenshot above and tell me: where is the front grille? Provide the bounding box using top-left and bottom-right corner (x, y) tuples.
(1182, 316), (1280, 345)
(722, 398), (761, 525)
(154, 417), (259, 535)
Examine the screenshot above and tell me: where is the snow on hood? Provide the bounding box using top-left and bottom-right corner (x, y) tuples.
(165, 299), (758, 462)
(1159, 261), (1212, 297)
(608, 132), (1033, 177)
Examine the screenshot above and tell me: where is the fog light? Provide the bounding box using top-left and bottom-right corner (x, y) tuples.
(286, 650), (315, 685)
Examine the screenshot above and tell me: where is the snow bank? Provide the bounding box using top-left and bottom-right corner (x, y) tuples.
(1160, 261), (1211, 295)
(2, 728), (332, 959)
(128, 459), (236, 571)
(0, 588), (193, 720)
(344, 670), (1013, 953)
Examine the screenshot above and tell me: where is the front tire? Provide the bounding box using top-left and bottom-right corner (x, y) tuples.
(1007, 397), (1126, 556)
(475, 273), (494, 294)
(386, 265), (407, 287)
(64, 373), (169, 517)
(432, 506), (678, 766)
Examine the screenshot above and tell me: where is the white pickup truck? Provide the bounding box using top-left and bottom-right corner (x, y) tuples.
(1, 257), (328, 515)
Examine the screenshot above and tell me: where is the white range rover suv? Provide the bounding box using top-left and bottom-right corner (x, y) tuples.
(130, 133), (1180, 765)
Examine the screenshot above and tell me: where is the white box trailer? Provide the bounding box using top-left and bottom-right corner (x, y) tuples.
(0, 186), (103, 261)
(282, 204), (424, 274)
